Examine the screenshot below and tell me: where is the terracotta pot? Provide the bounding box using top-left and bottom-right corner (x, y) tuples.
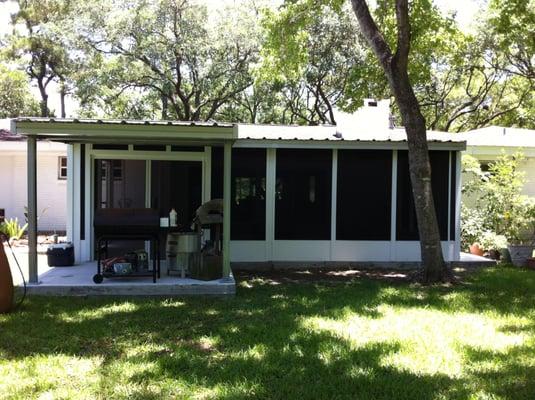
(469, 243), (484, 257)
(0, 244), (14, 314)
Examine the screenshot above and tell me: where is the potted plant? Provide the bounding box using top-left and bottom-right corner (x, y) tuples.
(504, 198), (535, 266)
(0, 218), (27, 244)
(462, 153), (535, 266)
(461, 206), (485, 255)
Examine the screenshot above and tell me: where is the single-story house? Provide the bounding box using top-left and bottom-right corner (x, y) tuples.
(0, 127), (67, 232)
(459, 126), (535, 197)
(12, 100), (465, 290)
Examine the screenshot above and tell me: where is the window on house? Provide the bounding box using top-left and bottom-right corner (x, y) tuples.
(94, 159), (145, 209)
(275, 149), (332, 240)
(58, 156), (67, 180)
(112, 160), (123, 180)
(480, 160), (493, 174)
(0, 208), (5, 224)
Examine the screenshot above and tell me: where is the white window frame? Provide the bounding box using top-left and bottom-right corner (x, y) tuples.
(58, 156), (68, 180)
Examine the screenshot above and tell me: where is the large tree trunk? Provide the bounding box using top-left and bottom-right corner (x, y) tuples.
(161, 94), (168, 120)
(38, 80), (49, 117)
(389, 66), (447, 283)
(59, 79), (67, 118)
(351, 0), (450, 283)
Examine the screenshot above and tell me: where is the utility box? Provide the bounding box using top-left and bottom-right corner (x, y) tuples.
(46, 243), (75, 267)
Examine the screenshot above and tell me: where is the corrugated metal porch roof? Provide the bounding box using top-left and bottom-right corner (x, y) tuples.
(12, 117), (466, 149)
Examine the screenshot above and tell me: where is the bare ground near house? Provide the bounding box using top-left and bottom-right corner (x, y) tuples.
(233, 261), (493, 285)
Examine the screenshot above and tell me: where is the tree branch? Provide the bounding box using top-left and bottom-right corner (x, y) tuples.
(350, 0), (393, 71)
(392, 0), (410, 72)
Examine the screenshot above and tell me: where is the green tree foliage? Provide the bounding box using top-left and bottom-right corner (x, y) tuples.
(74, 0), (259, 121)
(260, 3), (365, 124)
(1, 0), (532, 128)
(0, 65), (39, 117)
(462, 153), (535, 245)
(485, 0), (535, 81)
(2, 0), (74, 117)
(377, 0), (534, 131)
(260, 0), (534, 130)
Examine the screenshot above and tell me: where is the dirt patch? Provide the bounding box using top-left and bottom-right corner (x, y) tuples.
(234, 264), (490, 285)
(233, 268), (417, 285)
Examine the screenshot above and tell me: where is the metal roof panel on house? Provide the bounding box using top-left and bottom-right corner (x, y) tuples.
(236, 123), (463, 144)
(0, 127), (66, 152)
(0, 128), (24, 141)
(458, 126), (535, 148)
(13, 117), (465, 149)
(13, 117), (233, 128)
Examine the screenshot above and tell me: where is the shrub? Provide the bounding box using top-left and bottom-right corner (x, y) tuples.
(479, 231), (508, 252)
(460, 206), (486, 250)
(461, 152), (535, 245)
(0, 217), (28, 240)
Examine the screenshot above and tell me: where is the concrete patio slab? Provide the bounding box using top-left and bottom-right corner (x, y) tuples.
(23, 262), (236, 296)
(3, 245), (235, 296)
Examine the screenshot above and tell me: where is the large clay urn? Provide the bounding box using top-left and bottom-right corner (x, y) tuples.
(0, 243), (14, 313)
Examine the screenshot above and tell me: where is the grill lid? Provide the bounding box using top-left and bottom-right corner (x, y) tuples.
(94, 208), (160, 235)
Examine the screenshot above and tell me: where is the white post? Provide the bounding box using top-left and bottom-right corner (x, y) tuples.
(222, 142), (232, 278)
(265, 148), (276, 261)
(389, 150), (398, 261)
(447, 151), (452, 260)
(330, 149), (338, 260)
(454, 151), (462, 261)
(27, 136), (38, 283)
(71, 144), (82, 264)
(66, 144), (74, 244)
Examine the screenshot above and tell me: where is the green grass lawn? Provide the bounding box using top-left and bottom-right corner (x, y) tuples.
(1, 267), (535, 399)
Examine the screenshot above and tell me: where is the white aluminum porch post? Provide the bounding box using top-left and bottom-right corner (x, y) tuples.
(27, 135), (38, 283)
(222, 142), (232, 278)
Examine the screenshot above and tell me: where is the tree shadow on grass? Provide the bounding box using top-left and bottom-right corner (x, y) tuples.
(132, 335), (464, 399)
(0, 280), (465, 399)
(372, 266), (535, 316)
(1, 267), (534, 398)
(461, 344), (535, 400)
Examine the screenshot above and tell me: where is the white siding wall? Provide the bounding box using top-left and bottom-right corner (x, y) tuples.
(521, 158), (535, 197)
(464, 153), (535, 199)
(0, 154), (14, 223)
(0, 148), (67, 232)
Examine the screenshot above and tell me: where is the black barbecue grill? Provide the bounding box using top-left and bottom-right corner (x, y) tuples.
(93, 208), (161, 283)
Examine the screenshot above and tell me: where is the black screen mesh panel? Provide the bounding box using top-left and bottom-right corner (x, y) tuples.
(396, 150), (450, 240)
(133, 145), (166, 151)
(211, 146), (223, 199)
(92, 144), (128, 150)
(275, 149), (332, 240)
(231, 148), (266, 240)
(336, 150), (392, 240)
(450, 151), (457, 240)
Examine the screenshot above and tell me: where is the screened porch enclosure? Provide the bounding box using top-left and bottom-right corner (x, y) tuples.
(93, 158), (203, 258)
(14, 117), (465, 286)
